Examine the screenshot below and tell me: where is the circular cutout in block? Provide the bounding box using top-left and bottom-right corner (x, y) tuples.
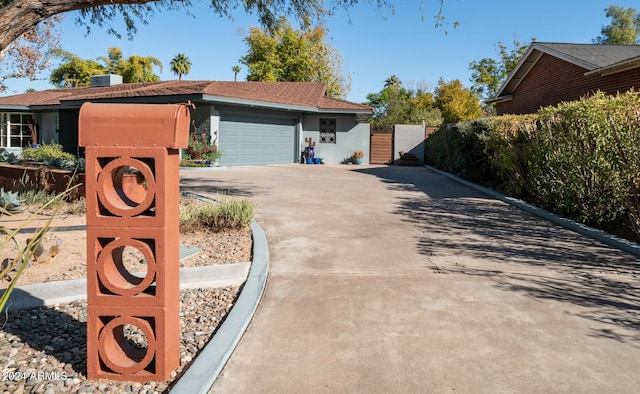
(98, 316), (156, 375)
(97, 238), (156, 296)
(97, 158), (156, 217)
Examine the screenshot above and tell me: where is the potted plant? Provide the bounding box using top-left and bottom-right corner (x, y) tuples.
(352, 150), (365, 165)
(27, 122), (39, 148)
(183, 126), (222, 167)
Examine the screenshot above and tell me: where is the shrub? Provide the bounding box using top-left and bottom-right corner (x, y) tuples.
(424, 89), (640, 239)
(21, 143), (75, 162)
(425, 118), (494, 184)
(530, 92), (628, 226)
(179, 195), (255, 232)
(484, 114), (538, 196)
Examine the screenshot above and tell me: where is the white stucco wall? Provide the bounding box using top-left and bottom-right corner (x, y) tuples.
(301, 115), (370, 164)
(393, 124), (425, 164)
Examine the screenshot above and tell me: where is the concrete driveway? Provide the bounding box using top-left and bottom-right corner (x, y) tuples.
(180, 164), (640, 393)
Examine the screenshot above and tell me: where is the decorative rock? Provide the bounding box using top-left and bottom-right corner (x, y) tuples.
(0, 286), (239, 393)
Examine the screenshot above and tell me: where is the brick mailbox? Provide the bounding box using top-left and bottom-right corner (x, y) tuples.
(78, 102), (190, 381)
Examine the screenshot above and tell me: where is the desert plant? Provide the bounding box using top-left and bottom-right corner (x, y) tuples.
(0, 150), (19, 164)
(0, 188), (25, 215)
(0, 184), (78, 312)
(179, 194), (255, 232)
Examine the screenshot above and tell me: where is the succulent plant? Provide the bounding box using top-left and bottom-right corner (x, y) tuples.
(0, 150), (19, 164)
(0, 188), (25, 214)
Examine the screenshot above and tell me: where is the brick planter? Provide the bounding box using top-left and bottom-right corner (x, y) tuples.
(0, 163), (86, 198)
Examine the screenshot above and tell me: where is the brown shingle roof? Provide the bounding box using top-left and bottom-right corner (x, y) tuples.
(0, 81), (372, 112)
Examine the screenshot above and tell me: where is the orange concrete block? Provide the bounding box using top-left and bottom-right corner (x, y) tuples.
(86, 226), (180, 306)
(80, 103), (189, 382)
(87, 306), (180, 382)
(84, 147), (180, 228)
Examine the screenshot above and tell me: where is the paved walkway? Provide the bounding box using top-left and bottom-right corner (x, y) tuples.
(180, 164), (640, 393)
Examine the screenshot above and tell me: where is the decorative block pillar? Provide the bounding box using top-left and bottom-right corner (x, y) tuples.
(78, 103), (190, 382)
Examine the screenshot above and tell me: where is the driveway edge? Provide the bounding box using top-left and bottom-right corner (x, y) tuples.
(425, 165), (640, 258)
(169, 219), (269, 393)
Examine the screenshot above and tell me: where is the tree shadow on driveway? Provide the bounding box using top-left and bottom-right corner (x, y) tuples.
(355, 166), (640, 345)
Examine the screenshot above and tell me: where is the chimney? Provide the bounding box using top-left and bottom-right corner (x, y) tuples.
(90, 74), (123, 87)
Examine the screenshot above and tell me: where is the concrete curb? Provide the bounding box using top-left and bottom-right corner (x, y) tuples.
(425, 165), (640, 258)
(169, 220), (269, 393)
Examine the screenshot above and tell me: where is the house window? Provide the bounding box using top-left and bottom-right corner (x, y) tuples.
(319, 118), (336, 144)
(0, 112), (34, 148)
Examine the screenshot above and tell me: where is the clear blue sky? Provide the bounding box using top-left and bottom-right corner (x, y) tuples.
(2, 0), (639, 103)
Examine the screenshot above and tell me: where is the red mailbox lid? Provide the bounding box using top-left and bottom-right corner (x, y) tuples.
(78, 102), (190, 149)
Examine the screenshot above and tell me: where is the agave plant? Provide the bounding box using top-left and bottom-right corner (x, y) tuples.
(0, 188), (25, 215)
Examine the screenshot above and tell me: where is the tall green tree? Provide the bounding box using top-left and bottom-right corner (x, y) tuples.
(50, 47), (162, 87)
(594, 5), (640, 45)
(49, 49), (105, 87)
(240, 17), (351, 98)
(433, 78), (481, 124)
(99, 47), (162, 82)
(468, 38), (531, 102)
(365, 77), (443, 126)
(232, 65), (241, 81)
(384, 75), (401, 88)
(170, 53), (192, 80)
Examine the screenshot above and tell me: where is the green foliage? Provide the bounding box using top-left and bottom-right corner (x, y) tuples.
(241, 17), (351, 98)
(528, 93), (630, 226)
(426, 90), (640, 237)
(425, 118), (494, 183)
(365, 77), (443, 126)
(20, 143), (75, 162)
(469, 38), (532, 102)
(0, 188), (24, 214)
(184, 130), (222, 164)
(0, 150), (19, 164)
(50, 46), (162, 87)
(170, 53), (191, 80)
(434, 78), (482, 124)
(49, 49), (104, 88)
(483, 114), (537, 195)
(180, 195), (255, 232)
(593, 5), (640, 45)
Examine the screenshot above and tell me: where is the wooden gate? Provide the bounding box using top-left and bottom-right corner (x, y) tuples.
(370, 125), (394, 164)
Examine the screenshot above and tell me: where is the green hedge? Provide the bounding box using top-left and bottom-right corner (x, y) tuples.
(425, 90), (640, 237)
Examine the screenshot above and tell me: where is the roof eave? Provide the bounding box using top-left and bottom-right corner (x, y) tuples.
(584, 56), (640, 77)
(0, 105), (31, 111)
(493, 42), (601, 99)
(203, 94), (372, 116)
(203, 94), (317, 112)
(493, 45), (542, 99)
(485, 94), (513, 104)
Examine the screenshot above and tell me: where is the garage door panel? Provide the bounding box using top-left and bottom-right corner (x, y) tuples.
(220, 116), (296, 166)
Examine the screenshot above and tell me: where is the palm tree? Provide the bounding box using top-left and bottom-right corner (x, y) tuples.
(384, 75), (401, 88)
(170, 53), (192, 80)
(232, 65), (241, 82)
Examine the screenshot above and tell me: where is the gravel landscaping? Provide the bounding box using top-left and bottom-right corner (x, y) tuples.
(1, 222), (253, 393)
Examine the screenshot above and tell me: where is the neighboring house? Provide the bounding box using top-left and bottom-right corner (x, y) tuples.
(0, 77), (373, 166)
(490, 42), (640, 115)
